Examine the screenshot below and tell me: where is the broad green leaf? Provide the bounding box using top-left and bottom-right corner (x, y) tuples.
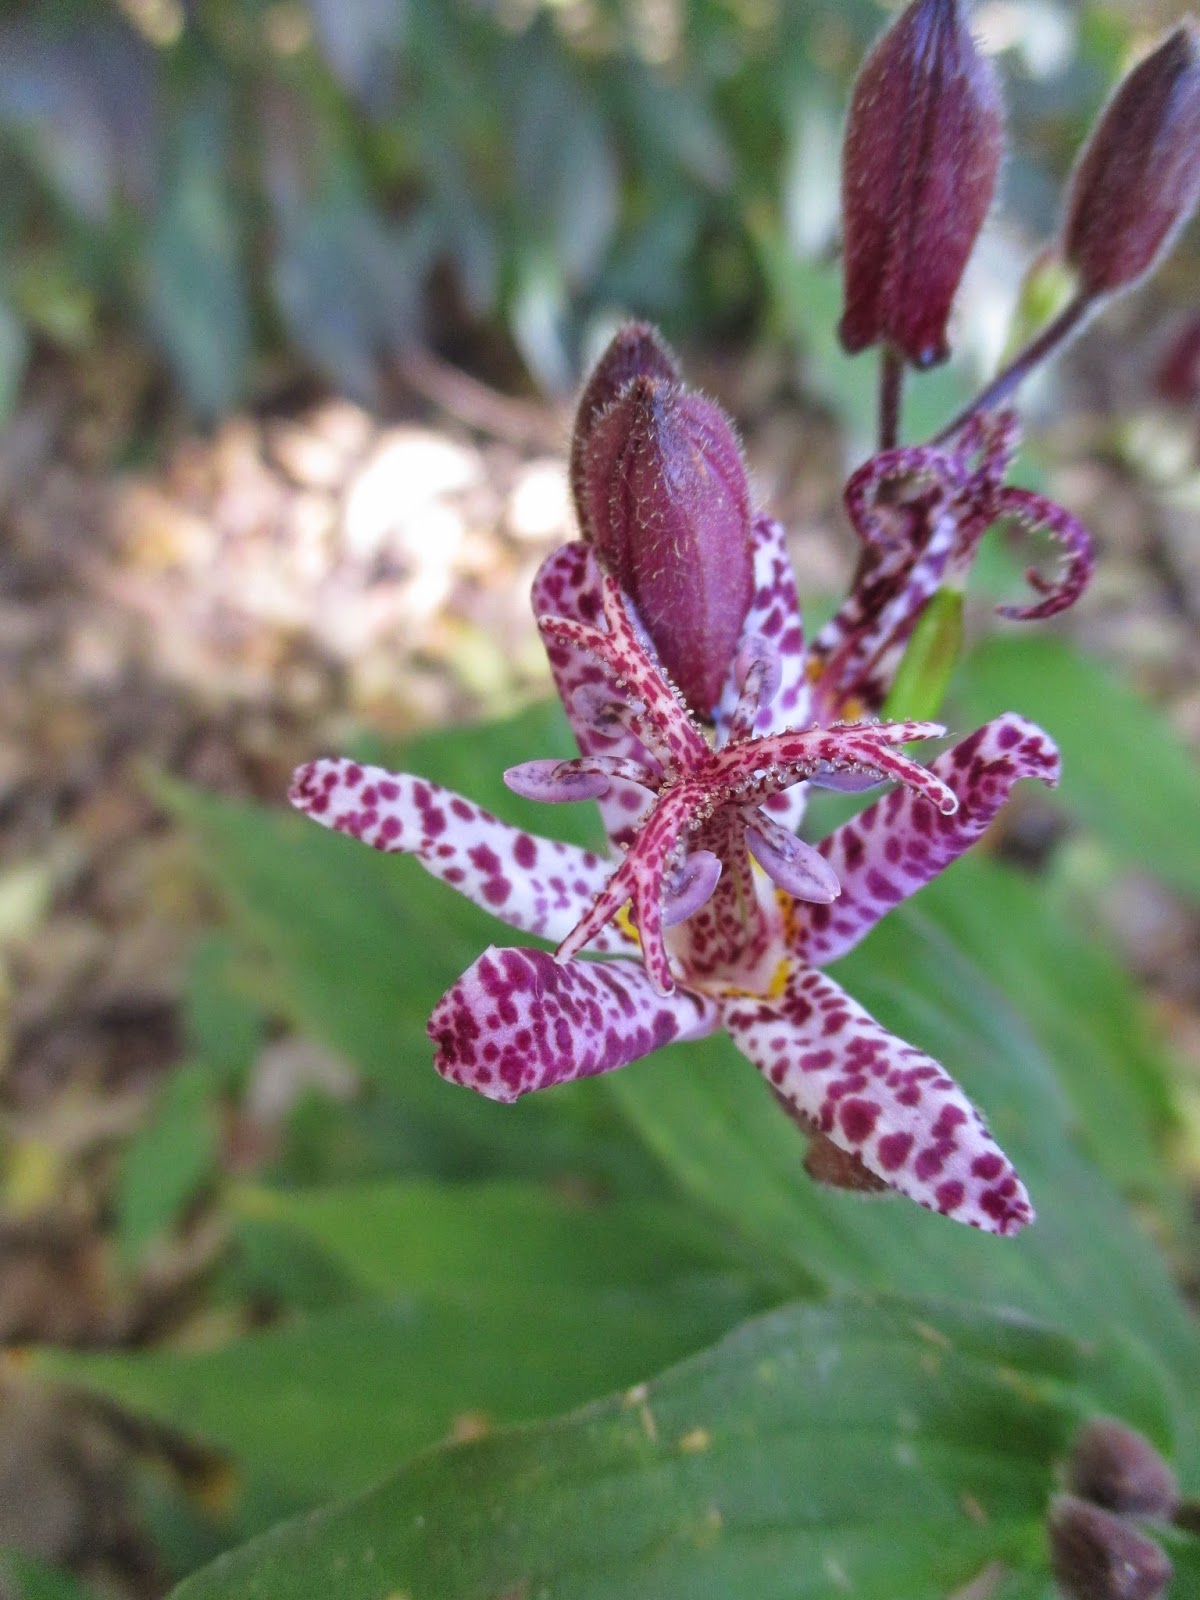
(952, 634), (1200, 901)
(236, 1179), (771, 1300)
(38, 1276), (766, 1510)
(917, 858), (1179, 1204)
(166, 1297), (1164, 1600)
(116, 1063), (219, 1264)
(610, 903), (1199, 1472)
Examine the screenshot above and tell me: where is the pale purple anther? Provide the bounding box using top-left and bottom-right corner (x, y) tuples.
(503, 760), (614, 804)
(662, 850), (724, 927)
(743, 812), (841, 904)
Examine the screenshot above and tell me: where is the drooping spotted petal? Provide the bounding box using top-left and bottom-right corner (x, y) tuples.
(791, 714), (1061, 967)
(428, 947), (720, 1103)
(720, 964), (1032, 1234)
(289, 759), (634, 952)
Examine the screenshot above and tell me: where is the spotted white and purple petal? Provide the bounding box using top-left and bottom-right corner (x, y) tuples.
(791, 714), (1061, 967)
(714, 515), (811, 738)
(428, 947), (720, 1102)
(289, 758), (634, 953)
(720, 964), (1033, 1234)
(714, 515), (813, 832)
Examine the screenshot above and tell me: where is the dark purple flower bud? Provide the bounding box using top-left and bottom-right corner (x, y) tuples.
(579, 375), (754, 716)
(570, 323), (681, 539)
(839, 0), (1004, 369)
(1063, 20), (1200, 301)
(1066, 1419), (1179, 1520)
(1048, 1496), (1173, 1600)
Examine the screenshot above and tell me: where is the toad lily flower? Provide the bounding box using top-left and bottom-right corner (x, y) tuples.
(290, 512), (1060, 1236)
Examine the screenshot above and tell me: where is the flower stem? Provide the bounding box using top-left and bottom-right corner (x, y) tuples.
(878, 345), (905, 449)
(931, 294), (1092, 445)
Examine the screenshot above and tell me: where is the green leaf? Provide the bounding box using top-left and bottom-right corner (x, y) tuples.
(0, 1552), (96, 1600)
(165, 1296), (1162, 1600)
(609, 900), (1199, 1473)
(0, 297), (29, 423)
(184, 935), (266, 1090)
(235, 1178), (765, 1299)
(116, 1063), (219, 1263)
(147, 89), (249, 418)
(952, 634), (1200, 901)
(37, 1275), (766, 1510)
(916, 858), (1179, 1204)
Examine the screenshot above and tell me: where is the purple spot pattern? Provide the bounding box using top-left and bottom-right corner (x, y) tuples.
(288, 759), (634, 953)
(428, 945), (719, 1103)
(793, 713), (1062, 967)
(723, 966), (1032, 1234)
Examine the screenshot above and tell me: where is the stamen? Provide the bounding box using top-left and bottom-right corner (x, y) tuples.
(504, 761), (613, 803)
(807, 765), (886, 794)
(743, 810), (841, 903)
(662, 851), (723, 926)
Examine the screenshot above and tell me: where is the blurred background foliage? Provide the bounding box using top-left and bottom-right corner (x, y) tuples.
(0, 0), (1185, 420)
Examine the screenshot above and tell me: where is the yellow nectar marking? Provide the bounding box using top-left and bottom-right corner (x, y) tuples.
(841, 696), (865, 722)
(613, 904), (641, 947)
(805, 658), (825, 684)
(677, 1427), (711, 1454)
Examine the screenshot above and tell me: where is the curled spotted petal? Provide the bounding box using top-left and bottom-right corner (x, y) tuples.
(721, 965), (1033, 1235)
(791, 715), (1061, 967)
(289, 759), (632, 951)
(989, 486), (1095, 622)
(428, 948), (720, 1102)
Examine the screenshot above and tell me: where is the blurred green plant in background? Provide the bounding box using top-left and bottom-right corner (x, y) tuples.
(0, 0), (1173, 418)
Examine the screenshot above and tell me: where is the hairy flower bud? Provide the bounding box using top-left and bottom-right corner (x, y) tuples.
(1048, 1496), (1172, 1600)
(570, 323), (681, 539)
(839, 0), (1004, 368)
(1066, 1419), (1179, 1520)
(1063, 20), (1200, 301)
(578, 375), (754, 716)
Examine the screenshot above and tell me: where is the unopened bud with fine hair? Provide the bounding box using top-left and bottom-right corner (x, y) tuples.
(577, 373), (754, 717)
(1063, 20), (1200, 302)
(839, 0), (1004, 369)
(1066, 1418), (1179, 1520)
(1048, 1495), (1172, 1600)
(570, 323), (681, 539)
